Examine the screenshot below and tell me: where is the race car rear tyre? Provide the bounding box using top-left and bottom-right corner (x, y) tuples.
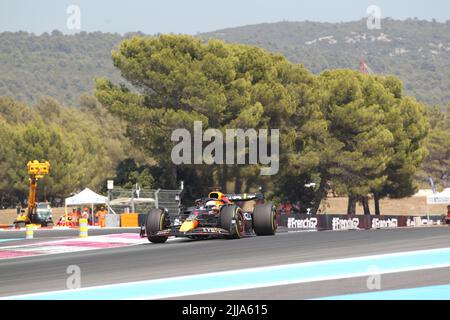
(220, 205), (244, 239)
(253, 204), (277, 236)
(146, 208), (169, 244)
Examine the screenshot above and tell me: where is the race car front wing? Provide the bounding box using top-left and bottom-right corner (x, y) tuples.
(140, 226), (231, 238)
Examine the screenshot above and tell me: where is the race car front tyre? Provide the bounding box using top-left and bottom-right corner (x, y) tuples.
(146, 208), (168, 243)
(253, 204), (277, 236)
(220, 205), (243, 239)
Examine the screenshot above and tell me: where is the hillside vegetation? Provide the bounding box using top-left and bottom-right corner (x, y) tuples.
(202, 18), (450, 106)
(1, 19), (449, 106)
(0, 31), (126, 105)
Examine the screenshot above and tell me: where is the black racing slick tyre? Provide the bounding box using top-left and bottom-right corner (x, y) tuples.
(220, 205), (244, 239)
(253, 204), (277, 236)
(146, 208), (169, 244)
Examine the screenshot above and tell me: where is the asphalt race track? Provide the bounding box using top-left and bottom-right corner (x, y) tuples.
(1, 227), (450, 299)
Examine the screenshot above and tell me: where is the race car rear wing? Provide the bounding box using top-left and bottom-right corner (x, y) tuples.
(225, 192), (264, 202)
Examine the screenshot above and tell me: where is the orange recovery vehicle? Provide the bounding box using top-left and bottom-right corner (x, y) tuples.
(13, 160), (54, 228)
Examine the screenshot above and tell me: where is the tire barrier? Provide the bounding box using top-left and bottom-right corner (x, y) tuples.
(79, 218), (88, 238)
(279, 214), (445, 231)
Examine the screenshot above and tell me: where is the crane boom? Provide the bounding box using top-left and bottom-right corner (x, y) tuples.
(26, 160), (50, 217)
(13, 160), (51, 227)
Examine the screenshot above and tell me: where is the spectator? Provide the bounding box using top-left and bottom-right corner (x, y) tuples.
(278, 203), (287, 225)
(16, 202), (22, 215)
(81, 207), (89, 223)
(95, 206), (108, 228)
(293, 201), (301, 214)
(56, 215), (65, 226)
(69, 208), (79, 224)
(285, 201), (293, 216)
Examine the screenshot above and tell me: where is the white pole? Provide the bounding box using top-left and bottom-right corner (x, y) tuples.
(155, 189), (161, 209)
(79, 218), (88, 238)
(26, 224), (33, 239)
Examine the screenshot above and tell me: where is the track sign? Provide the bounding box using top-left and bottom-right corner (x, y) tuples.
(107, 180), (114, 190)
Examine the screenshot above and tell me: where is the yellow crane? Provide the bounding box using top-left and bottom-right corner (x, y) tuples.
(14, 160), (53, 228)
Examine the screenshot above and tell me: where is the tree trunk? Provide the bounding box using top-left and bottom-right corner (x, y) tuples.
(311, 176), (328, 215)
(347, 195), (357, 215)
(170, 164), (178, 189)
(374, 192), (381, 216)
(362, 196), (371, 215)
(234, 167), (242, 193)
(220, 166), (228, 192)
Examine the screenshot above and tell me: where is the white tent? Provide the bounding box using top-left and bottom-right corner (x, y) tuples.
(65, 188), (108, 206)
(427, 188), (450, 205)
(65, 188), (110, 224)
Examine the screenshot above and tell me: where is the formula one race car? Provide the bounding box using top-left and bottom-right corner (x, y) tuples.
(140, 191), (277, 243)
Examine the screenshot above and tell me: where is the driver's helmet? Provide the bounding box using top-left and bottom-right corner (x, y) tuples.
(205, 200), (221, 214)
(205, 200), (220, 207)
(195, 199), (205, 208)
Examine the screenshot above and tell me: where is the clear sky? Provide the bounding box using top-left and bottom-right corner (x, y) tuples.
(1, 0), (449, 35)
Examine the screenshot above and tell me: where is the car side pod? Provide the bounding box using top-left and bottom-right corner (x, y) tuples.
(179, 220), (198, 232)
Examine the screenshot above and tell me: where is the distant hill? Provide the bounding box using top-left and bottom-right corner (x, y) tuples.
(0, 30), (125, 105)
(1, 19), (450, 106)
(200, 18), (450, 106)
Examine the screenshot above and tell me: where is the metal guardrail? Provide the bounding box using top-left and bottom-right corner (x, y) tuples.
(109, 187), (181, 216)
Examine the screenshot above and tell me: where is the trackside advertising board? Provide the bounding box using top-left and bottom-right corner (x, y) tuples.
(281, 214), (444, 231)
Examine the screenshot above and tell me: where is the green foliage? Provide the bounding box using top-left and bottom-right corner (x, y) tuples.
(417, 105), (450, 189)
(96, 35), (315, 199)
(96, 34), (433, 212)
(114, 158), (155, 189)
(0, 95), (130, 206)
(317, 70), (395, 197)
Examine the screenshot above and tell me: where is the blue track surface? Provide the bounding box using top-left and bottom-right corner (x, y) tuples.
(5, 247), (450, 300)
(0, 239), (21, 243)
(321, 284), (450, 300)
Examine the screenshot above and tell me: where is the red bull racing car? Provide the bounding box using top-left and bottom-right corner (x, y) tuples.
(140, 191), (277, 243)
